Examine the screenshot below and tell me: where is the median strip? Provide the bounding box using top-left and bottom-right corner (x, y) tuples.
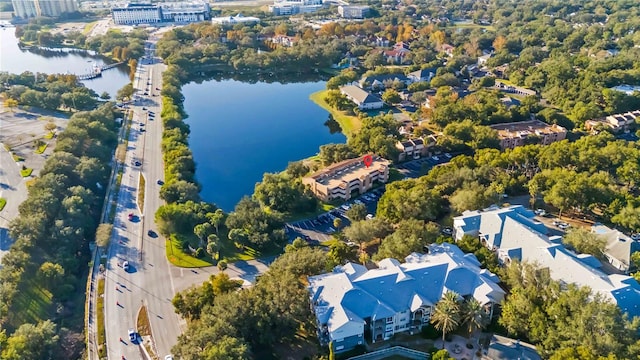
(138, 173), (146, 213)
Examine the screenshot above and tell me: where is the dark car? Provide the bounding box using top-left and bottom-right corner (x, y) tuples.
(142, 107), (147, 110)
(134, 161), (141, 166)
(128, 212), (134, 221)
(147, 230), (156, 237)
(157, 179), (164, 185)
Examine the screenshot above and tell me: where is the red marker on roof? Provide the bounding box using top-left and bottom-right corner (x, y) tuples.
(363, 154), (373, 168)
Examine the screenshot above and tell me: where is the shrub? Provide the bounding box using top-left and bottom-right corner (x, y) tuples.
(421, 324), (442, 340)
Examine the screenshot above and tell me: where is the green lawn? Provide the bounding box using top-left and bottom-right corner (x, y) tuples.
(20, 168), (33, 177)
(10, 278), (53, 327)
(35, 143), (47, 154)
(0, 198), (6, 212)
(166, 235), (215, 268)
(137, 173), (145, 212)
(97, 278), (106, 357)
(44, 132), (54, 139)
(309, 90), (361, 136)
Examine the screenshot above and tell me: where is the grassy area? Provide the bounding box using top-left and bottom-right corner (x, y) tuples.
(166, 235), (215, 268)
(388, 168), (405, 182)
(12, 154), (24, 162)
(97, 278), (106, 358)
(83, 21), (97, 35)
(138, 173), (146, 212)
(9, 278), (53, 327)
(108, 170), (123, 223)
(0, 198), (6, 212)
(44, 132), (54, 139)
(310, 90), (362, 137)
(35, 143), (47, 154)
(136, 305), (151, 336)
(20, 168), (33, 177)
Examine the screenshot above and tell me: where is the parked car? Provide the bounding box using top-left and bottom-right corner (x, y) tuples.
(147, 230), (156, 237)
(123, 261), (130, 271)
(442, 227), (453, 235)
(157, 179), (164, 185)
(128, 212), (134, 221)
(128, 329), (136, 341)
(534, 209), (547, 216)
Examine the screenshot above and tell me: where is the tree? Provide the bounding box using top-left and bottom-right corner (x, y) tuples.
(327, 241), (358, 268)
(461, 298), (487, 336)
(345, 203), (367, 221)
(562, 227), (606, 259)
(431, 349), (455, 360)
(194, 223), (213, 244)
(374, 219), (440, 261)
(1, 320), (59, 360)
(201, 336), (249, 360)
(333, 217), (342, 229)
(382, 89), (401, 104)
(99, 91), (111, 100)
(208, 209), (225, 235)
(431, 292), (461, 349)
(217, 260), (228, 271)
(285, 161), (308, 178)
(210, 272), (242, 296)
(4, 98), (18, 112)
(344, 218), (393, 250)
(318, 143), (355, 166)
(254, 173), (317, 213)
(493, 35), (507, 51)
(44, 120), (57, 134)
(160, 180), (200, 204)
(116, 83), (134, 101)
(95, 223), (112, 248)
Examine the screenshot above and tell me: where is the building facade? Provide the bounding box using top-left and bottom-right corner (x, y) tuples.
(302, 155), (390, 201)
(112, 3), (162, 24)
(269, 0), (323, 15)
(337, 5), (370, 19)
(489, 120), (567, 150)
(12, 0), (78, 18)
(308, 243), (505, 353)
(112, 2), (210, 25)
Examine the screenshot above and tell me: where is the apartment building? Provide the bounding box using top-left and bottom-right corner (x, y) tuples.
(269, 0), (322, 15)
(337, 5), (370, 19)
(302, 156), (390, 201)
(395, 136), (436, 161)
(112, 3), (162, 24)
(489, 120), (567, 150)
(308, 243), (505, 353)
(12, 0), (78, 18)
(453, 205), (640, 320)
(585, 110), (639, 133)
(112, 1), (210, 25)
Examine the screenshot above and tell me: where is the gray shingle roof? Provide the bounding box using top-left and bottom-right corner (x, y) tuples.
(340, 85), (383, 104)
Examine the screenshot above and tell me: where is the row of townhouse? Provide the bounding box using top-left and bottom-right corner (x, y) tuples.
(308, 243), (505, 353)
(302, 155), (390, 201)
(585, 110), (640, 133)
(453, 205), (640, 320)
(395, 136), (438, 161)
(489, 119), (567, 150)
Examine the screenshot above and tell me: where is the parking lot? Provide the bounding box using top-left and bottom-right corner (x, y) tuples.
(395, 153), (453, 178)
(285, 187), (385, 246)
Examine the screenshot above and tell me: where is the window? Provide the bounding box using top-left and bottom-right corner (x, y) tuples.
(336, 345), (344, 351)
(386, 317), (393, 324)
(335, 338), (344, 343)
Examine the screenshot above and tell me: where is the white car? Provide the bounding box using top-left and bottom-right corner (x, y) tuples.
(165, 356), (174, 360)
(123, 261), (130, 271)
(128, 329), (136, 341)
(534, 209), (546, 216)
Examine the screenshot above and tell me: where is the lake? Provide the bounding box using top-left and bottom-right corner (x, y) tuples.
(0, 27), (130, 97)
(182, 79), (346, 211)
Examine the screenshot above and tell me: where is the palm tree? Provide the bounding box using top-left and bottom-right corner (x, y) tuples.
(431, 291), (461, 349)
(462, 298), (487, 337)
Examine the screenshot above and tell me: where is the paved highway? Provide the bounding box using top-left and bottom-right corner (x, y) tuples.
(0, 145), (27, 263)
(104, 40), (182, 360)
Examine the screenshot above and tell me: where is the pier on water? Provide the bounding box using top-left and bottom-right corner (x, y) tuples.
(77, 62), (125, 80)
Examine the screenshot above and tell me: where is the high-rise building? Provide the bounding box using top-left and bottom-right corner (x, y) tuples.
(12, 0), (78, 18)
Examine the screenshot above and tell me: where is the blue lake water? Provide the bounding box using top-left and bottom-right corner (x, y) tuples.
(0, 27), (130, 98)
(182, 79), (346, 211)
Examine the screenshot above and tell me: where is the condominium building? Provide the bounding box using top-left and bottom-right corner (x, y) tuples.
(112, 3), (162, 24)
(453, 205), (640, 319)
(337, 5), (370, 19)
(269, 0), (323, 15)
(308, 243), (505, 353)
(489, 120), (567, 150)
(302, 156), (390, 201)
(585, 110), (639, 133)
(112, 1), (210, 25)
(12, 0), (78, 18)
